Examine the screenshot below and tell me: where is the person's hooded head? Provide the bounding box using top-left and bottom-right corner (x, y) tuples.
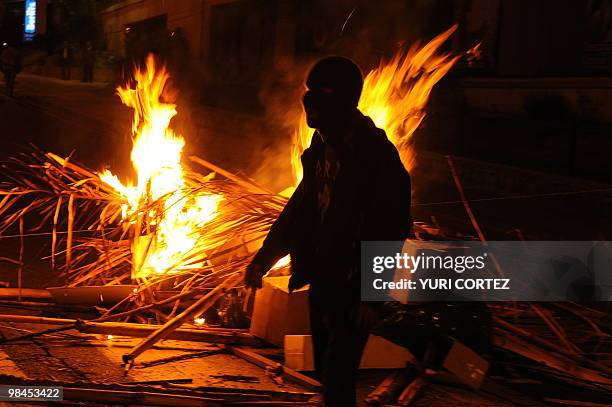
(302, 56), (363, 132)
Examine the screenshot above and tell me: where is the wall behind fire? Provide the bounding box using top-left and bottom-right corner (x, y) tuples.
(102, 0), (203, 59)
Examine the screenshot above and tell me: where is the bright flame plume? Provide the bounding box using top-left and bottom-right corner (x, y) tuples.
(291, 25), (459, 185)
(99, 55), (222, 279)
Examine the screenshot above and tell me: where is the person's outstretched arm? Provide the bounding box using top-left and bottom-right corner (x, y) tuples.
(245, 181), (305, 288)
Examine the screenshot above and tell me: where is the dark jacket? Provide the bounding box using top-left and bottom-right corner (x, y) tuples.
(253, 111), (412, 296)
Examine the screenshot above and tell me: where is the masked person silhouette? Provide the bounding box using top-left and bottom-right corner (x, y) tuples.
(245, 56), (412, 406)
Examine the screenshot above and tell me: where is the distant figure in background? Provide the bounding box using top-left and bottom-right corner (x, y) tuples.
(82, 41), (95, 83)
(0, 44), (21, 97)
(60, 41), (72, 80)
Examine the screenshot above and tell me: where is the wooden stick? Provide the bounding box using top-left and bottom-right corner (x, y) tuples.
(96, 291), (135, 320)
(0, 288), (52, 299)
(63, 387), (223, 406)
(189, 156), (273, 195)
(494, 317), (612, 375)
(530, 304), (579, 355)
(66, 193), (75, 270)
(122, 273), (242, 366)
(0, 257), (22, 266)
(51, 195), (62, 271)
(124, 378), (193, 385)
(137, 348), (224, 368)
(365, 370), (410, 406)
(397, 377), (428, 406)
(0, 314), (260, 345)
(446, 155), (506, 278)
(46, 152), (98, 178)
(170, 385), (314, 401)
(97, 289), (202, 322)
(493, 333), (612, 385)
(544, 398), (612, 407)
(226, 345), (322, 392)
(0, 323), (78, 343)
(0, 300), (56, 308)
(446, 155), (487, 243)
(18, 216), (24, 301)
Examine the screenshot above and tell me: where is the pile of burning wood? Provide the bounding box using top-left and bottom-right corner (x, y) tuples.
(0, 26), (459, 324)
(0, 55), (289, 324)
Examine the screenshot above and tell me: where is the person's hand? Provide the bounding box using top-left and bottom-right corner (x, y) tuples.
(244, 262), (266, 289)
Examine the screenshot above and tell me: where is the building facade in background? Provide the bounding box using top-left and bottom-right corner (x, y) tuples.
(100, 0), (612, 78)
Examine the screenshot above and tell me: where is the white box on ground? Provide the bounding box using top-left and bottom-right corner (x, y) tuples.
(250, 276), (414, 369)
(284, 334), (414, 371)
(285, 334), (315, 371)
(442, 339), (489, 389)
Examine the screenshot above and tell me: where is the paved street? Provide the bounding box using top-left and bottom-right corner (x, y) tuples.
(0, 306), (520, 407)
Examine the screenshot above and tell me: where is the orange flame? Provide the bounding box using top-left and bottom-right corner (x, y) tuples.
(290, 25), (459, 186)
(99, 55), (222, 279)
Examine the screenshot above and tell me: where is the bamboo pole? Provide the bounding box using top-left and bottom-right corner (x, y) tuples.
(543, 398), (612, 407)
(446, 155), (506, 278)
(445, 155), (487, 243)
(530, 304), (580, 355)
(138, 348), (225, 368)
(0, 314), (260, 345)
(66, 193), (75, 270)
(63, 387), (223, 407)
(365, 370), (410, 406)
(0, 300), (56, 307)
(397, 377), (428, 406)
(51, 195), (62, 271)
(18, 216), (24, 301)
(189, 156), (273, 195)
(493, 333), (612, 386)
(226, 346), (322, 392)
(0, 288), (51, 299)
(46, 152), (98, 178)
(1, 323), (78, 343)
(122, 273), (242, 366)
(494, 317), (612, 376)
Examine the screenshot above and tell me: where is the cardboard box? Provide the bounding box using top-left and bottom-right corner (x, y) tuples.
(251, 276), (414, 370)
(249, 276), (311, 346)
(284, 334), (414, 371)
(285, 334), (315, 371)
(442, 339), (489, 389)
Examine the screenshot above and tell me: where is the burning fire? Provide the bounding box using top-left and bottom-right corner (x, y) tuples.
(98, 26), (459, 277)
(291, 25), (459, 185)
(100, 55), (222, 279)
